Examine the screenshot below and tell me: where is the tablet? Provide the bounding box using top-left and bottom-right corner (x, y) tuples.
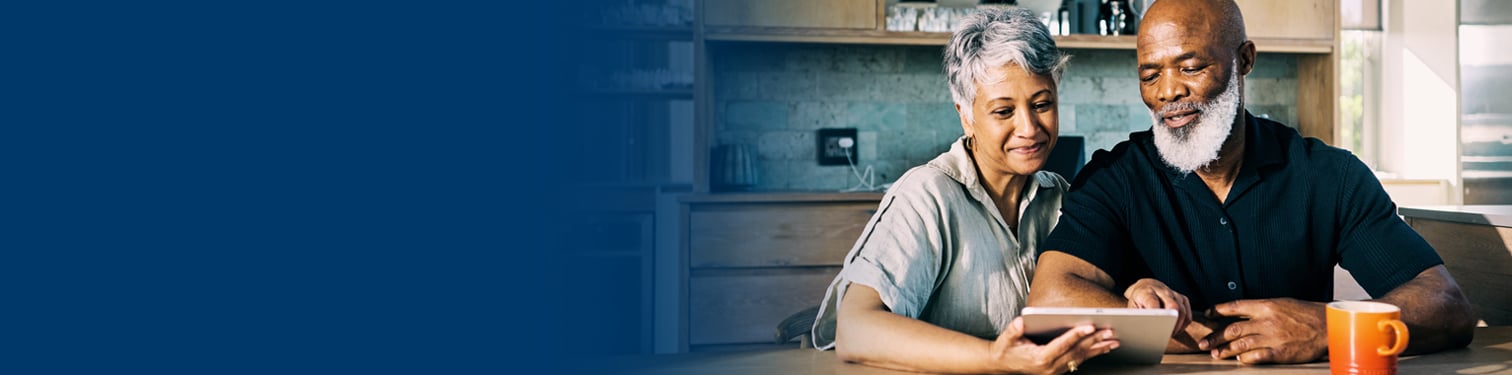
(1020, 307), (1179, 365)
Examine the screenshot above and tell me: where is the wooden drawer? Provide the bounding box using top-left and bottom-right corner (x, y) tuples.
(688, 269), (839, 345)
(1236, 0), (1336, 40)
(689, 202), (875, 268)
(679, 194), (882, 349)
(703, 0), (877, 30)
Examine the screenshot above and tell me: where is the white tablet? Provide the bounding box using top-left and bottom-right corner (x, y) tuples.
(1019, 307), (1179, 365)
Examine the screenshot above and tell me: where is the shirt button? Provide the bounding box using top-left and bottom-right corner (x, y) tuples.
(1219, 217), (1228, 225)
(1227, 281), (1238, 290)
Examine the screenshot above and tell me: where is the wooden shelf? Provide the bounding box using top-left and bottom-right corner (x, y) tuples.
(704, 27), (950, 46)
(703, 27), (1332, 53)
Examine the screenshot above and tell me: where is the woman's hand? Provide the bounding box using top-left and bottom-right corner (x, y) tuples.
(988, 317), (1119, 374)
(1124, 278), (1191, 336)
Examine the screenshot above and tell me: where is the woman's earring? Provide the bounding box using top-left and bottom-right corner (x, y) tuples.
(965, 136), (974, 150)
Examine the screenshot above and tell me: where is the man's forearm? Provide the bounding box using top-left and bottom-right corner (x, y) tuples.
(1376, 266), (1476, 355)
(1028, 251), (1126, 308)
(1027, 273), (1126, 307)
(1029, 272), (1207, 353)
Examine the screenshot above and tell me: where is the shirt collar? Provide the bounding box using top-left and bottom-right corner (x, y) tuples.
(1240, 111), (1286, 172)
(1155, 110), (1285, 177)
(928, 137), (1059, 191)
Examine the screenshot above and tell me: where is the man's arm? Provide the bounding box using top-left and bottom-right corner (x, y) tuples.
(1204, 265), (1476, 363)
(1026, 251), (1123, 308)
(1375, 265), (1476, 355)
(1029, 251), (1208, 353)
(1197, 157), (1476, 363)
(1326, 155), (1477, 354)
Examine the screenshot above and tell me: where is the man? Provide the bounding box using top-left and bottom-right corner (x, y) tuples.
(1026, 0), (1476, 365)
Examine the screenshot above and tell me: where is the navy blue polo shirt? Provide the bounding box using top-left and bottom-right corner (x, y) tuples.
(1041, 111), (1442, 310)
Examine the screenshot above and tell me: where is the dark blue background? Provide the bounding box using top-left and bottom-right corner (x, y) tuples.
(5, 2), (580, 372)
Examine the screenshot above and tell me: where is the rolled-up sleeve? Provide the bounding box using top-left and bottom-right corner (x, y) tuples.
(840, 189), (948, 318)
(811, 171), (954, 350)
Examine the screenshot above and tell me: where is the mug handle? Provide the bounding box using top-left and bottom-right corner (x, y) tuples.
(1376, 319), (1410, 356)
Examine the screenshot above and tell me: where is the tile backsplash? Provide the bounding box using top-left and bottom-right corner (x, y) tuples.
(714, 44), (1298, 191)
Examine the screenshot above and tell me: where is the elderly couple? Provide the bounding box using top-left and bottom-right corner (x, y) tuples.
(807, 0), (1476, 374)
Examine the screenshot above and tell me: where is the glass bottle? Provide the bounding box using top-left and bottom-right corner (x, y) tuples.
(1115, 0), (1136, 35)
(1097, 0), (1111, 35)
(1110, 0), (1126, 35)
(1099, 0), (1135, 35)
(1055, 0), (1072, 35)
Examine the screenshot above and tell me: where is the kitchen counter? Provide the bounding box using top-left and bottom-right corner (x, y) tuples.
(1399, 205), (1512, 227)
(1398, 205), (1512, 325)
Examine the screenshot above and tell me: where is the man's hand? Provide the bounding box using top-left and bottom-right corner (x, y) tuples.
(1201, 298), (1328, 364)
(1123, 278), (1191, 336)
(1166, 314), (1227, 353)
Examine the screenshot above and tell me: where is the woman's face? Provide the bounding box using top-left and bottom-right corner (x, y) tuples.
(956, 63), (1060, 177)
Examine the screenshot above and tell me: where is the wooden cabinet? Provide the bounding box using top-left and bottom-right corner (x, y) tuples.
(1233, 0), (1341, 145)
(679, 193), (881, 351)
(689, 203), (872, 268)
(1236, 0), (1337, 41)
(703, 0), (877, 30)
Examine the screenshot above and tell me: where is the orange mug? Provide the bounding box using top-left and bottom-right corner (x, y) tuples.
(1327, 301), (1409, 375)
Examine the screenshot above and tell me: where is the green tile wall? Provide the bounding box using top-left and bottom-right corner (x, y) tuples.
(713, 44), (1298, 191)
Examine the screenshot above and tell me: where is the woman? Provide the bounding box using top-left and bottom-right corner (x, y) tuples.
(810, 8), (1115, 374)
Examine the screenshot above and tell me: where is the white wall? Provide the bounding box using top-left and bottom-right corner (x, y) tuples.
(1378, 0), (1460, 204)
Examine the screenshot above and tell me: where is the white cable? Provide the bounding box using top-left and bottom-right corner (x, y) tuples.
(838, 139), (876, 192)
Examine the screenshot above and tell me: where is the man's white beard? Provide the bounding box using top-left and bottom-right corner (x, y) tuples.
(1150, 68), (1242, 174)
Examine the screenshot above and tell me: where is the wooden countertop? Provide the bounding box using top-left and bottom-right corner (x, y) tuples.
(592, 326), (1512, 374)
(1400, 205), (1512, 227)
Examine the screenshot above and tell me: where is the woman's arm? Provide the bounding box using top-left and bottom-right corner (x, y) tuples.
(836, 284), (1118, 374)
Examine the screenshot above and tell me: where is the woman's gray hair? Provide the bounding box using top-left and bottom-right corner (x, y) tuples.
(944, 8), (1069, 121)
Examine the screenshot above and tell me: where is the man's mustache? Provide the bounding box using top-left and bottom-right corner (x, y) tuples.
(1156, 100), (1205, 118)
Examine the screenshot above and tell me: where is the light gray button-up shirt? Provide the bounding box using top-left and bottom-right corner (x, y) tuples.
(812, 137), (1068, 350)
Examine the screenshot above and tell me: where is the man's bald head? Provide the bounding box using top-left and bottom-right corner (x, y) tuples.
(1133, 0), (1256, 174)
(1139, 0), (1246, 50)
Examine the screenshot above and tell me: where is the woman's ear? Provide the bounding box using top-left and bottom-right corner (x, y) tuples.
(955, 103), (973, 138)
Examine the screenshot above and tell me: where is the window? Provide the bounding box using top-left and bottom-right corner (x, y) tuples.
(1341, 0), (1467, 205)
(1338, 0), (1381, 168)
(1338, 30), (1382, 169)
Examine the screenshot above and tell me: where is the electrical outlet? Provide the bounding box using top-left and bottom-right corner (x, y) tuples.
(817, 128), (857, 166)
